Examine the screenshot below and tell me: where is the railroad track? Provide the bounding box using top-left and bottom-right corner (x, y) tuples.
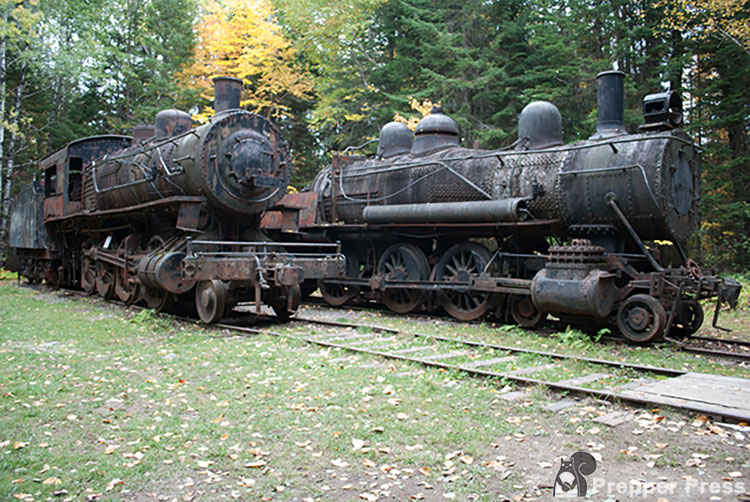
(23, 284), (750, 421)
(211, 313), (750, 423)
(299, 299), (750, 363)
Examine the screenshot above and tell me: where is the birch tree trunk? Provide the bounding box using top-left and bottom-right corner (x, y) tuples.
(0, 9), (8, 258)
(0, 62), (26, 259)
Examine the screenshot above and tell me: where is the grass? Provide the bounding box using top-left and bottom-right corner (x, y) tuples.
(0, 284), (531, 501)
(2, 281), (749, 501)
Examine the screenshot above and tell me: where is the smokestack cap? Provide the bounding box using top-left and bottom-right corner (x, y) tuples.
(213, 76), (242, 114)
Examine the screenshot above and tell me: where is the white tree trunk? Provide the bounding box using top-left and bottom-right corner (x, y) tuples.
(0, 62), (25, 258)
(0, 9), (8, 257)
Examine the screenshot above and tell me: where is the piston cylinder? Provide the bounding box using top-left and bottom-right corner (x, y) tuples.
(137, 251), (195, 294)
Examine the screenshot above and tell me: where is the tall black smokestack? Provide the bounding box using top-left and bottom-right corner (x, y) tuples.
(593, 70), (626, 138)
(213, 76), (242, 114)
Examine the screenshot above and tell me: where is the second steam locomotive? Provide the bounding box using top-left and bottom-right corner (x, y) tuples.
(261, 71), (740, 343)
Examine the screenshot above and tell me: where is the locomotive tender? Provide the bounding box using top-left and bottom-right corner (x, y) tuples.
(262, 71), (740, 342)
(7, 77), (343, 323)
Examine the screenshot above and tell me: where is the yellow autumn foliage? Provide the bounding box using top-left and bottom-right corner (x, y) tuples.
(393, 97), (441, 131)
(182, 0), (312, 120)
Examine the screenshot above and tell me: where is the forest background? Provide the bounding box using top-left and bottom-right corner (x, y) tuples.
(0, 0), (747, 269)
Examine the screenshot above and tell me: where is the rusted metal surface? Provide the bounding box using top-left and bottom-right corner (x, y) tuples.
(9, 182), (47, 250)
(531, 240), (615, 318)
(260, 192), (319, 232)
(183, 240), (343, 284)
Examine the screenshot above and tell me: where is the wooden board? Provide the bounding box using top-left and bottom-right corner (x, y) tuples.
(619, 372), (750, 420)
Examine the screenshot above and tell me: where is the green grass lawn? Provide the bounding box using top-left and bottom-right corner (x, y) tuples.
(2, 282), (748, 502)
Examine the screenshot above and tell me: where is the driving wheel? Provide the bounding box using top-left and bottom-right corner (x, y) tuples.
(319, 253), (360, 307)
(95, 261), (116, 300)
(376, 243), (430, 314)
(433, 242), (493, 321)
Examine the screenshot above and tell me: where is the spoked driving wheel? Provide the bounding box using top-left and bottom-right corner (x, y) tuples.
(509, 294), (544, 328)
(81, 245), (96, 296)
(616, 294), (667, 344)
(115, 239), (140, 304)
(433, 242), (493, 321)
(376, 243), (430, 314)
(195, 280), (227, 324)
(95, 261), (116, 300)
(671, 299), (704, 337)
(319, 254), (361, 307)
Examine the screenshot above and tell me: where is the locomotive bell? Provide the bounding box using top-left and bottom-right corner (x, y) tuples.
(155, 109), (192, 139)
(410, 107), (460, 155)
(377, 121), (413, 159)
(516, 101), (563, 150)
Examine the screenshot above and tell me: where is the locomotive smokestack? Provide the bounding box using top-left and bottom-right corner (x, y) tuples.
(213, 76), (242, 114)
(593, 70), (626, 138)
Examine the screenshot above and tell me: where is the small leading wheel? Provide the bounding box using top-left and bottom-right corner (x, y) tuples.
(195, 280), (227, 324)
(616, 294), (667, 344)
(319, 254), (360, 307)
(271, 285), (301, 322)
(671, 299), (704, 337)
(376, 243), (430, 314)
(143, 287), (174, 312)
(509, 294), (544, 328)
(433, 242), (493, 321)
(95, 261), (116, 300)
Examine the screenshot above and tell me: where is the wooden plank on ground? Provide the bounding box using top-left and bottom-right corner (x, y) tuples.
(556, 373), (610, 387)
(420, 351), (471, 361)
(459, 357), (513, 369)
(619, 372), (750, 419)
(501, 363), (556, 377)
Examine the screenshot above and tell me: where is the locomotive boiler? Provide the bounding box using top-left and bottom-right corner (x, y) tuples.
(262, 71), (740, 342)
(8, 77), (343, 322)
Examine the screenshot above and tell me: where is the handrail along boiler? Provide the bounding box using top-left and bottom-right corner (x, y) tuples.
(7, 77), (344, 322)
(261, 71), (740, 343)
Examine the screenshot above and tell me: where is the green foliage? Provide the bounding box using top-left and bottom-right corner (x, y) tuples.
(0, 268), (17, 280)
(552, 325), (602, 350)
(129, 308), (174, 333)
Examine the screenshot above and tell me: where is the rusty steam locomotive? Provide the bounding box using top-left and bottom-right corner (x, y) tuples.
(261, 71), (740, 343)
(7, 77), (343, 323)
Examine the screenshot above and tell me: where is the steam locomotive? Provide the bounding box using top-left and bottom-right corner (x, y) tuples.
(261, 71), (740, 343)
(6, 77), (343, 323)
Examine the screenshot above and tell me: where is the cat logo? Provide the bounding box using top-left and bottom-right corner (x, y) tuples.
(552, 451), (597, 497)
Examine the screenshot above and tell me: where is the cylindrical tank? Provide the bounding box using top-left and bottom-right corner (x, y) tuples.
(91, 82), (290, 216)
